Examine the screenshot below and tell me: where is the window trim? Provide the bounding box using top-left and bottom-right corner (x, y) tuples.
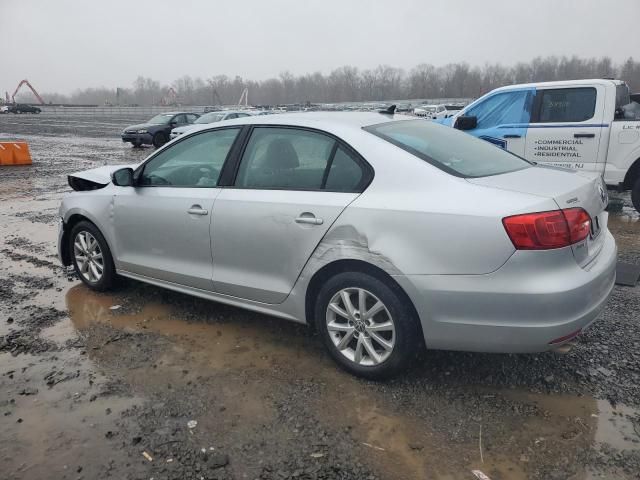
(531, 87), (597, 124)
(133, 126), (243, 189)
(225, 125), (374, 193)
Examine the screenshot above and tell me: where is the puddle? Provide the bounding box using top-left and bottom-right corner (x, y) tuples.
(63, 284), (325, 372)
(0, 350), (138, 479)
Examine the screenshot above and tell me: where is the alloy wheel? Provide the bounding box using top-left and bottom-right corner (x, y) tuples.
(326, 287), (396, 366)
(73, 231), (104, 283)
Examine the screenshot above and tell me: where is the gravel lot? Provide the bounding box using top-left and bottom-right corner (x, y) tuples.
(1, 113), (639, 480)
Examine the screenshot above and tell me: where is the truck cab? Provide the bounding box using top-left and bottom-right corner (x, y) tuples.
(439, 79), (640, 211)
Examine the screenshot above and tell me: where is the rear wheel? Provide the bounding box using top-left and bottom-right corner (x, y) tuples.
(315, 272), (421, 379)
(153, 132), (168, 148)
(632, 177), (640, 213)
(69, 221), (117, 291)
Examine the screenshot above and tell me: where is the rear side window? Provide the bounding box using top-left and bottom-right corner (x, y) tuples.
(235, 127), (368, 191)
(465, 90), (534, 128)
(535, 88), (596, 123)
(325, 146), (363, 192)
(364, 120), (530, 178)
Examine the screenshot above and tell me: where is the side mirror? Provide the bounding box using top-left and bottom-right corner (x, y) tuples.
(454, 115), (477, 130)
(111, 167), (134, 187)
(169, 121), (177, 127)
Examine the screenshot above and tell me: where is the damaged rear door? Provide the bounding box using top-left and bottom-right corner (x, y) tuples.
(211, 126), (370, 304)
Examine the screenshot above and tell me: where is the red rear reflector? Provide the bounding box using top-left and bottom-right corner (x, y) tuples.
(549, 328), (582, 345)
(502, 208), (591, 250)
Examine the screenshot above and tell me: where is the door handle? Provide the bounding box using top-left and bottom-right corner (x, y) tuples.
(574, 133), (595, 138)
(295, 214), (323, 225)
(187, 205), (208, 215)
(504, 134), (521, 138)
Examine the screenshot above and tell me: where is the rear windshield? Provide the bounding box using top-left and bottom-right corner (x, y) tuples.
(364, 120), (531, 178)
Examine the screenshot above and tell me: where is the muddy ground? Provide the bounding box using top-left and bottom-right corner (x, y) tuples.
(1, 113), (639, 480)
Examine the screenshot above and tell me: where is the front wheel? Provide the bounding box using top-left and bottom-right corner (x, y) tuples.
(152, 132), (168, 148)
(632, 177), (640, 214)
(315, 272), (421, 379)
(69, 221), (117, 291)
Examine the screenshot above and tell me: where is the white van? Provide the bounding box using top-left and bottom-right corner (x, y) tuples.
(438, 79), (640, 212)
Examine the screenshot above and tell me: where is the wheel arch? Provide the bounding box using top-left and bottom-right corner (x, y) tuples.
(304, 259), (424, 344)
(60, 213), (111, 266)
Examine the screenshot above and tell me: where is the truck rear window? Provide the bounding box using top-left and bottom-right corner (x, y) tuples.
(364, 120), (531, 178)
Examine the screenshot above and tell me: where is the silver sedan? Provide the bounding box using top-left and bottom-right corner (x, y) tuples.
(58, 112), (617, 378)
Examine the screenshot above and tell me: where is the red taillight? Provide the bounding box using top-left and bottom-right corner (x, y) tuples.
(502, 208), (591, 250)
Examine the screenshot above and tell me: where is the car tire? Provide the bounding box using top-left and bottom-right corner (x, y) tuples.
(632, 176), (640, 214)
(153, 132), (168, 148)
(314, 272), (421, 379)
(69, 220), (117, 291)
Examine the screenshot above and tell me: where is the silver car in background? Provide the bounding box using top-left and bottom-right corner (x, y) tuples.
(58, 112), (616, 378)
(170, 110), (254, 139)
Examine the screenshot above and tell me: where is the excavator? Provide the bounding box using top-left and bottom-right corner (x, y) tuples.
(5, 79), (45, 105)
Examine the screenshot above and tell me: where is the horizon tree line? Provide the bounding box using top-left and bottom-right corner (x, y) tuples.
(16, 55), (640, 107)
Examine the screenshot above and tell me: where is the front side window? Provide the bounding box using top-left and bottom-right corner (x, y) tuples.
(235, 127), (367, 191)
(465, 90), (534, 128)
(186, 114), (199, 123)
(365, 120), (530, 178)
(139, 128), (240, 187)
(172, 114), (187, 125)
(536, 88), (597, 123)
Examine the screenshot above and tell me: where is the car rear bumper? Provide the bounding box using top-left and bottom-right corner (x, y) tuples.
(122, 133), (153, 145)
(396, 230), (617, 353)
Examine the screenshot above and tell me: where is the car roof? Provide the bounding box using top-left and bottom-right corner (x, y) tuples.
(212, 111), (412, 128)
(493, 78), (624, 92)
(175, 111), (415, 140)
(159, 111), (199, 115)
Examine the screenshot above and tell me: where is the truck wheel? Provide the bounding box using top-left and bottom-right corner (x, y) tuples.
(632, 177), (640, 213)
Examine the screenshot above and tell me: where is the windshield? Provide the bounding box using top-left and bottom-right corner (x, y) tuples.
(364, 120), (531, 178)
(147, 114), (173, 125)
(195, 112), (226, 124)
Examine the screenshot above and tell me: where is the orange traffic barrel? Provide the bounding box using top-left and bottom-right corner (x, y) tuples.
(0, 142), (32, 165)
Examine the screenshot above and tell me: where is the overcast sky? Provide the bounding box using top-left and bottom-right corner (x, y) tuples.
(2, 0), (639, 94)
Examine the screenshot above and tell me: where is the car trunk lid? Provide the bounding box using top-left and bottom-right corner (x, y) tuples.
(467, 165), (609, 267)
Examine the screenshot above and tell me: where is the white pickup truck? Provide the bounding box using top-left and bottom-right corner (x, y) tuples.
(438, 79), (640, 212)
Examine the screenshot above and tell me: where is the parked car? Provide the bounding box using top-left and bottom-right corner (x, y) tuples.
(8, 104), (41, 114)
(0, 105), (9, 114)
(413, 104), (444, 119)
(122, 112), (199, 148)
(437, 79), (640, 212)
(170, 110), (253, 139)
(59, 112), (616, 379)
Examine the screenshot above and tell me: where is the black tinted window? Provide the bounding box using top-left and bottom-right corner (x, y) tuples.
(537, 88), (596, 123)
(364, 120), (530, 178)
(325, 146), (363, 192)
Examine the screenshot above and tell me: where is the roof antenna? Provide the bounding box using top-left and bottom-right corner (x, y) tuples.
(379, 104), (396, 115)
